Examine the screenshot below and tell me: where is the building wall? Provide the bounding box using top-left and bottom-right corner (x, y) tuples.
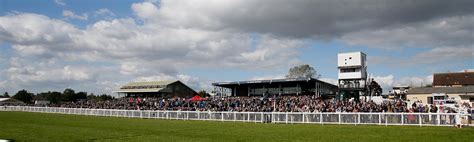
(407, 93), (469, 105)
(406, 94), (431, 104)
(337, 52), (367, 80)
(228, 81), (337, 97)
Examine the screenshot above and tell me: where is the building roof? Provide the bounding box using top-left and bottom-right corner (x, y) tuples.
(113, 80), (178, 93)
(407, 86), (474, 94)
(114, 88), (165, 93)
(121, 80), (177, 87)
(433, 72), (474, 86)
(212, 78), (336, 87)
(0, 98), (25, 104)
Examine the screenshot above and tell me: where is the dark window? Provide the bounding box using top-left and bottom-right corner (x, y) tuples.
(340, 68), (357, 73)
(427, 97), (433, 104)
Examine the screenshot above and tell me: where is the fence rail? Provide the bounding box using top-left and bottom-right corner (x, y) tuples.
(0, 106), (461, 126)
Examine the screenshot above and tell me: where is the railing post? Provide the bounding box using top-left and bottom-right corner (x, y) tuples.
(419, 113), (422, 127)
(401, 113), (404, 125)
(261, 112), (264, 123)
(358, 113), (360, 124)
(302, 112), (305, 123)
(378, 113), (381, 125)
(285, 112), (288, 124)
(338, 113), (341, 125)
(197, 111), (200, 120)
(254, 112), (257, 123)
(437, 113), (440, 126)
(247, 112), (250, 122)
(320, 113), (323, 125)
(157, 110), (160, 119)
(271, 112), (274, 123)
(234, 111), (236, 121)
(221, 112), (224, 121)
(357, 113), (360, 125)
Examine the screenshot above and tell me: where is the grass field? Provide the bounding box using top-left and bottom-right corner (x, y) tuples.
(0, 112), (473, 142)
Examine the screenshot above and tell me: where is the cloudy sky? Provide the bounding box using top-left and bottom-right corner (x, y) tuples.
(0, 0), (473, 95)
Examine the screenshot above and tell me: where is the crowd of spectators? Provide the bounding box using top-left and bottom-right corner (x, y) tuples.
(52, 95), (464, 113)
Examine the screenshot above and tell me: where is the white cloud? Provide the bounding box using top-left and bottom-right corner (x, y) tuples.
(6, 65), (94, 86)
(92, 8), (116, 20)
(0, 13), (78, 45)
(63, 10), (88, 20)
(412, 47), (473, 65)
(54, 0), (66, 6)
(395, 75), (433, 87)
(95, 8), (115, 16)
(131, 2), (159, 20)
(369, 46), (473, 68)
(372, 74), (433, 93)
(150, 0), (473, 38)
(0, 1), (472, 95)
(2, 10), (304, 93)
(342, 15), (474, 49)
(372, 75), (394, 92)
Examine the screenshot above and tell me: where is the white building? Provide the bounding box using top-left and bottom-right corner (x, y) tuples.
(337, 52), (368, 100)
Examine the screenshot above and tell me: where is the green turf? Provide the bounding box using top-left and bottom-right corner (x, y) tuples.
(0, 111), (473, 142)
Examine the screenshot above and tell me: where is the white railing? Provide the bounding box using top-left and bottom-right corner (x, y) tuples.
(0, 106), (461, 126)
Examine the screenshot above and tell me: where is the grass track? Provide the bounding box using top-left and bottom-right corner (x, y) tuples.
(0, 111), (473, 142)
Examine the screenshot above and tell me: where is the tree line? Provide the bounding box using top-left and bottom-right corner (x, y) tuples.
(2, 89), (114, 104)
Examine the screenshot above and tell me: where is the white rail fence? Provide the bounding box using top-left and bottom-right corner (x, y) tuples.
(0, 106), (461, 126)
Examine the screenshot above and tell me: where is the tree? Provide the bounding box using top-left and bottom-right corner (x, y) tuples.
(75, 92), (88, 101)
(98, 94), (113, 101)
(87, 93), (97, 100)
(48, 91), (62, 104)
(368, 81), (382, 96)
(197, 90), (210, 97)
(2, 92), (9, 98)
(13, 90), (34, 104)
(285, 64), (320, 79)
(62, 88), (76, 102)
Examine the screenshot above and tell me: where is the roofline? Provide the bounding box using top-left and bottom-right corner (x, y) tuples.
(433, 71), (473, 75)
(212, 77), (337, 87)
(338, 51), (366, 56)
(171, 80), (198, 94)
(122, 80), (179, 86)
(406, 86), (474, 94)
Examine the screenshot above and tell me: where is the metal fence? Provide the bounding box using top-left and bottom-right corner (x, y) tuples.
(0, 106), (460, 126)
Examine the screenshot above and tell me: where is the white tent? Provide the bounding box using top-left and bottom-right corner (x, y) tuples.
(0, 98), (25, 106)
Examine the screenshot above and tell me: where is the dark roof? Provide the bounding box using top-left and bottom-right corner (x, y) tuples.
(433, 72), (474, 86)
(407, 86), (474, 94)
(212, 78), (336, 87)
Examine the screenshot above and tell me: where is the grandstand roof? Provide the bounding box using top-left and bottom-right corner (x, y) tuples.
(113, 80), (178, 93)
(122, 80), (177, 87)
(407, 86), (474, 94)
(212, 78), (336, 87)
(0, 98), (10, 102)
(114, 88), (166, 93)
(0, 98), (25, 104)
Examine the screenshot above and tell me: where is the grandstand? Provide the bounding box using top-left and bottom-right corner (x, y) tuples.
(114, 80), (197, 98)
(212, 78), (337, 98)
